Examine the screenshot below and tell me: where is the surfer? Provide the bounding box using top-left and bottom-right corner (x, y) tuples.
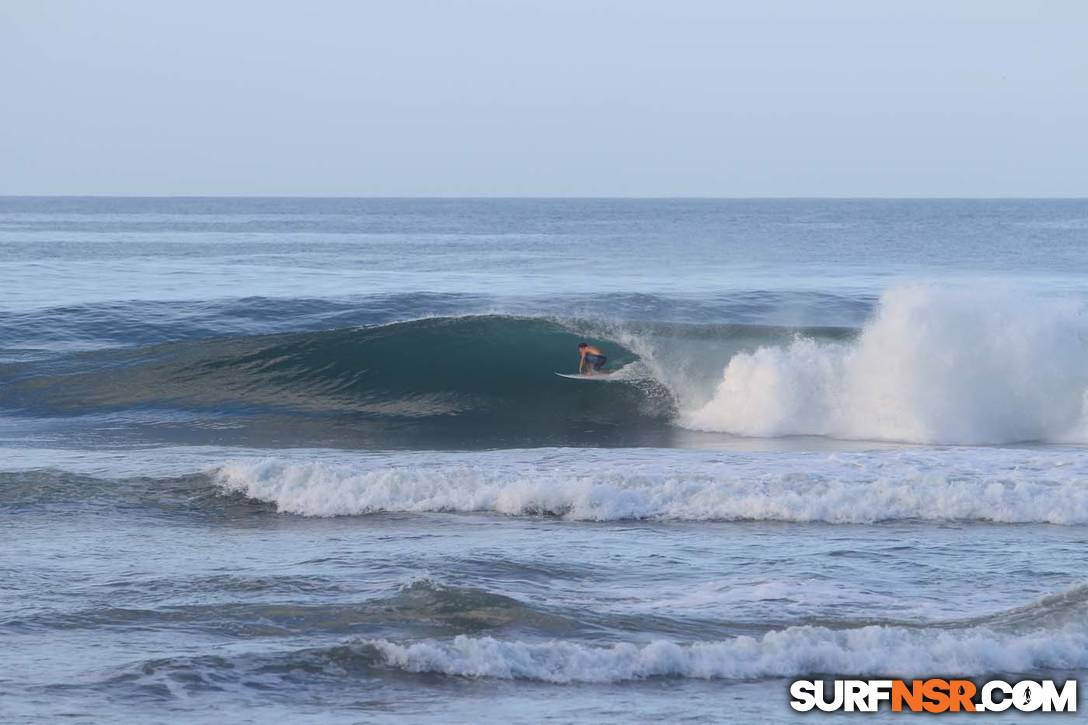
(577, 342), (607, 375)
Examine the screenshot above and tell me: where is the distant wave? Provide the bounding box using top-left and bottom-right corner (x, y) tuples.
(9, 579), (572, 636)
(0, 290), (871, 349)
(0, 293), (490, 350)
(213, 450), (1088, 523)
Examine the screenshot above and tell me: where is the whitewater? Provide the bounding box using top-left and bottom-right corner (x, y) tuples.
(4, 197), (1088, 723)
(680, 286), (1088, 444)
(210, 447), (1088, 523)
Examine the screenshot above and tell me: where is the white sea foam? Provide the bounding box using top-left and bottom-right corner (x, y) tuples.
(213, 447), (1088, 522)
(680, 287), (1088, 445)
(366, 626), (1088, 683)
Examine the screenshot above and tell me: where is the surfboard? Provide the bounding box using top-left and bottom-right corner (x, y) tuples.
(555, 372), (614, 381)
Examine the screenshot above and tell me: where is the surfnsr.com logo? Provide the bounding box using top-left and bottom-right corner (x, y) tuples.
(790, 678), (1077, 713)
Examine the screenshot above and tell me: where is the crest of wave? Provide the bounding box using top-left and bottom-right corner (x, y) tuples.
(365, 625), (1088, 683)
(213, 452), (1088, 523)
(682, 286), (1088, 444)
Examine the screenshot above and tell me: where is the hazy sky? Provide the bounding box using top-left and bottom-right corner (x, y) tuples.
(2, 0), (1086, 196)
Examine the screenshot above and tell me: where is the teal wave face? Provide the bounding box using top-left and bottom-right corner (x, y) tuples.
(184, 315), (664, 419)
(0, 316), (677, 447)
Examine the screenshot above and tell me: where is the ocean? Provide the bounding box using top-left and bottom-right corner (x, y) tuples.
(3, 197), (1088, 722)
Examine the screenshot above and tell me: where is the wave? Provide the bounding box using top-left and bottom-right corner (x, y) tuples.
(6, 312), (800, 447)
(5, 286), (1088, 447)
(13, 445), (1088, 525)
(8, 580), (573, 637)
(212, 449), (1088, 523)
(0, 294), (490, 352)
(0, 315), (679, 446)
(364, 627), (1088, 683)
(366, 584), (1088, 682)
(97, 585), (1088, 689)
(0, 290), (872, 349)
(6, 445), (1088, 526)
(95, 628), (1088, 690)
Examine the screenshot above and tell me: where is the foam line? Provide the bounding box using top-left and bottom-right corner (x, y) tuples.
(366, 626), (1088, 683)
(214, 451), (1088, 523)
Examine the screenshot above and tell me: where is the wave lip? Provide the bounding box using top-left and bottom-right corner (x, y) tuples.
(212, 452), (1088, 524)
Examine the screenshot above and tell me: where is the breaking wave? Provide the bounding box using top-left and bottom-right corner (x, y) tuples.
(102, 585), (1088, 687)
(366, 584), (1088, 682)
(5, 287), (1088, 447)
(212, 448), (1088, 523)
(365, 626), (1088, 683)
(681, 287), (1088, 445)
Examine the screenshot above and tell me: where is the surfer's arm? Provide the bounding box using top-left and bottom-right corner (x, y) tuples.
(578, 351), (587, 374)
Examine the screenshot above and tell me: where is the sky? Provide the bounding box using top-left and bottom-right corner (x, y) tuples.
(1, 0), (1086, 197)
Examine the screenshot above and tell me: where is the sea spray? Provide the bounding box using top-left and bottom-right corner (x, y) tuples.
(682, 287), (1088, 444)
